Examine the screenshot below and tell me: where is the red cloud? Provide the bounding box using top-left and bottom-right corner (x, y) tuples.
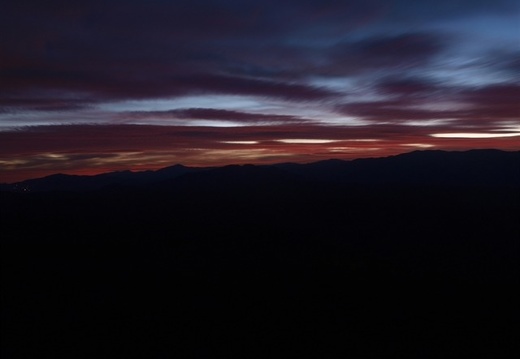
(2, 123), (519, 182)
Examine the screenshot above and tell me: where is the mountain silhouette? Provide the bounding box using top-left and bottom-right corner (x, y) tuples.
(2, 149), (519, 192)
(276, 149), (520, 186)
(0, 164), (202, 192)
(2, 149), (519, 359)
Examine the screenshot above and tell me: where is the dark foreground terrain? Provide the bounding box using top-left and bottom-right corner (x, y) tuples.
(1, 150), (519, 358)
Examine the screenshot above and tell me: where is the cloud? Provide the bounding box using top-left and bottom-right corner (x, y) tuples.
(0, 70), (339, 110)
(463, 83), (520, 109)
(176, 75), (340, 101)
(347, 33), (444, 66)
(271, 32), (448, 78)
(2, 0), (351, 111)
(338, 99), (458, 122)
(0, 121), (513, 156)
(452, 83), (520, 122)
(124, 108), (312, 124)
(339, 81), (520, 125)
(1, 0), (519, 182)
(2, 121), (519, 182)
(431, 132), (520, 139)
(0, 97), (92, 113)
(375, 76), (443, 97)
(0, 0), (511, 113)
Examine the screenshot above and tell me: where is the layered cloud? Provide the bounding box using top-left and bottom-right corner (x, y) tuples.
(1, 0), (519, 181)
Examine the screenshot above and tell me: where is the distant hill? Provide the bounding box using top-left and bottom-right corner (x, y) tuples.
(0, 164), (205, 192)
(275, 149), (520, 186)
(2, 149), (519, 359)
(1, 149), (519, 192)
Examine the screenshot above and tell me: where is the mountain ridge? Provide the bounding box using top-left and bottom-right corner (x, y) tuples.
(1, 149), (519, 192)
(2, 149), (519, 359)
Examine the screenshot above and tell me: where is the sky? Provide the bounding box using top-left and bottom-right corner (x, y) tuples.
(1, 0), (519, 183)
